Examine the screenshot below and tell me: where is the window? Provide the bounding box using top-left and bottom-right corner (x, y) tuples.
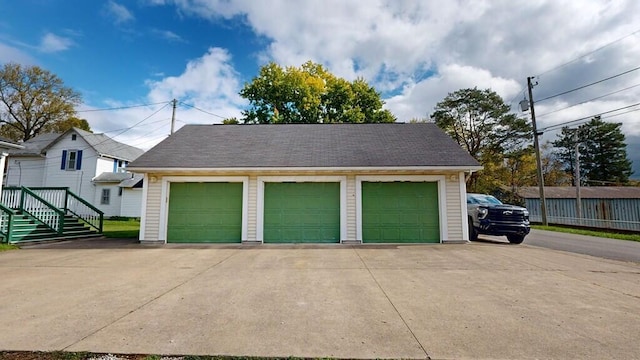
(101, 189), (111, 205)
(113, 159), (128, 173)
(71, 134), (77, 141)
(118, 187), (123, 196)
(61, 150), (82, 171)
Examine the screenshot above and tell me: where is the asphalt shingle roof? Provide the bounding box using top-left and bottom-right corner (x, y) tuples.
(518, 186), (640, 199)
(73, 128), (144, 161)
(129, 123), (480, 169)
(8, 128), (144, 161)
(9, 133), (59, 156)
(92, 172), (138, 183)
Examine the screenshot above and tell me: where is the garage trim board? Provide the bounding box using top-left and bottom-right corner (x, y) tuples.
(256, 176), (348, 243)
(356, 175), (448, 243)
(159, 176), (250, 242)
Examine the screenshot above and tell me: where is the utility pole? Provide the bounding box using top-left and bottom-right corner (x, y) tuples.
(170, 99), (177, 135)
(574, 130), (582, 225)
(526, 76), (549, 225)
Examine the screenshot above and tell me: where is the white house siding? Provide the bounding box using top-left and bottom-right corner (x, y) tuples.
(93, 183), (123, 217)
(96, 157), (116, 176)
(120, 188), (142, 217)
(444, 173), (464, 241)
(140, 170), (468, 244)
(142, 178), (162, 241)
(346, 175), (357, 241)
(247, 176), (258, 242)
(42, 134), (99, 199)
(5, 157), (45, 187)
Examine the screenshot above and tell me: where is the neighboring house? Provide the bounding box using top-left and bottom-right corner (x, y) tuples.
(0, 136), (25, 195)
(518, 186), (640, 232)
(128, 123), (482, 244)
(5, 128), (145, 217)
(92, 172), (144, 217)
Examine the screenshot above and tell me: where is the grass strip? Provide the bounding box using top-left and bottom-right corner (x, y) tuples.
(532, 225), (640, 242)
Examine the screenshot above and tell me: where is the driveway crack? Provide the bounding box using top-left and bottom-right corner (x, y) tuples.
(353, 246), (431, 360)
(62, 250), (240, 351)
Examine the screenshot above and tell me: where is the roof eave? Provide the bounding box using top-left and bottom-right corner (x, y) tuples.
(0, 141), (24, 150)
(128, 165), (484, 173)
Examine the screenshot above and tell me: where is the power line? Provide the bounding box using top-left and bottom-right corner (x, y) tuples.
(536, 28), (640, 77)
(178, 101), (226, 119)
(536, 65), (640, 103)
(539, 101), (640, 132)
(537, 82), (640, 118)
(509, 28), (640, 109)
(10, 104), (171, 172)
(77, 101), (171, 113)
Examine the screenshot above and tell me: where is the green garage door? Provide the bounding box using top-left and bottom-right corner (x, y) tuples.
(362, 182), (440, 243)
(264, 182), (340, 243)
(167, 182), (242, 243)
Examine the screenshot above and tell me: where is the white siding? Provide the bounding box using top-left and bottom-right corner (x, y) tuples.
(139, 171), (468, 244)
(247, 176), (258, 241)
(96, 157), (115, 176)
(5, 157), (45, 187)
(120, 188), (142, 217)
(346, 175), (356, 240)
(142, 178), (162, 241)
(42, 133), (99, 200)
(93, 184), (122, 217)
(444, 174), (464, 241)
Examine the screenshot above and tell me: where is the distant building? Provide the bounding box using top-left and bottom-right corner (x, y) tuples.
(5, 128), (145, 217)
(518, 186), (640, 231)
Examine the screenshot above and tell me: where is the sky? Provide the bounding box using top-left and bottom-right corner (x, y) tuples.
(1, 0), (640, 177)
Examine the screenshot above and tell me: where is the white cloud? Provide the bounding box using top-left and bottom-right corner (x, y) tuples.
(39, 33), (74, 53)
(128, 0), (640, 166)
(152, 29), (186, 43)
(84, 47), (246, 149)
(0, 42), (36, 64)
(385, 64), (522, 122)
(105, 1), (135, 24)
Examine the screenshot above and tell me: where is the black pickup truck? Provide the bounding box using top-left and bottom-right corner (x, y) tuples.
(467, 193), (530, 244)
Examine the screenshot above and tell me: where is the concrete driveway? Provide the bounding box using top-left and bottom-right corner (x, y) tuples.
(1, 240), (639, 359)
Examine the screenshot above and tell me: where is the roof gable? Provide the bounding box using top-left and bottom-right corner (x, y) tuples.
(130, 123), (480, 169)
(9, 128), (144, 161)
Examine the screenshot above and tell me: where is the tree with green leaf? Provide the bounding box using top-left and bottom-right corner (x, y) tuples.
(553, 116), (632, 185)
(0, 63), (82, 141)
(240, 61), (395, 124)
(430, 88), (532, 193)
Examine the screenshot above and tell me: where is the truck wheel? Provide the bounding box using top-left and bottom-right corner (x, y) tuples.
(468, 218), (478, 241)
(507, 234), (525, 244)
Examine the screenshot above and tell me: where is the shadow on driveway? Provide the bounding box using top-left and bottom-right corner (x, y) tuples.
(18, 237), (142, 249)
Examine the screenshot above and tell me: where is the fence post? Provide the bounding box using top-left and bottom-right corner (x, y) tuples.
(7, 213), (13, 243)
(19, 187), (26, 212)
(64, 188), (69, 215)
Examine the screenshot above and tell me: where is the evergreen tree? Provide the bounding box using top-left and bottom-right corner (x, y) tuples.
(553, 116), (632, 185)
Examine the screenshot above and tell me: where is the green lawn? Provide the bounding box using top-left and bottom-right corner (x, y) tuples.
(532, 225), (640, 242)
(103, 218), (141, 238)
(0, 243), (18, 251)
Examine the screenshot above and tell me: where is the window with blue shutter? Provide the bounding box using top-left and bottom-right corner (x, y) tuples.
(61, 150), (82, 170)
(76, 150), (82, 170)
(61, 150), (67, 170)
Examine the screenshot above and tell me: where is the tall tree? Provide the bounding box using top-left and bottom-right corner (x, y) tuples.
(0, 116), (91, 139)
(553, 116), (632, 185)
(430, 88), (532, 192)
(239, 61), (395, 124)
(0, 63), (82, 142)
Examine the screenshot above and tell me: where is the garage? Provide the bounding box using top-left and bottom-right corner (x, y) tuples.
(263, 182), (340, 243)
(167, 182), (243, 243)
(362, 181), (440, 243)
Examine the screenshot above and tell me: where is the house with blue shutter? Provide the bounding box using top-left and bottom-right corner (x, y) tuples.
(4, 128), (144, 217)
